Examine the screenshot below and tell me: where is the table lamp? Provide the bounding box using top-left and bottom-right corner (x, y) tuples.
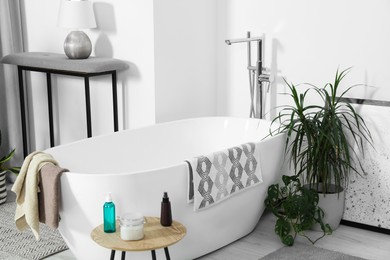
(57, 0), (96, 59)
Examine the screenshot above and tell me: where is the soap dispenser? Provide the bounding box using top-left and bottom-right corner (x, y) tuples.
(160, 192), (172, 226)
(103, 193), (116, 233)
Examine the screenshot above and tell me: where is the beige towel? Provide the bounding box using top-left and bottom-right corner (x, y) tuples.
(11, 151), (58, 240)
(38, 163), (68, 229)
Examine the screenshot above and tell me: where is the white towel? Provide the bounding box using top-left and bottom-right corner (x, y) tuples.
(187, 142), (263, 211)
(11, 151), (58, 240)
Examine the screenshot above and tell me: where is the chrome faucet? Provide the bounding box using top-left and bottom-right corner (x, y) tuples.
(225, 32), (271, 119)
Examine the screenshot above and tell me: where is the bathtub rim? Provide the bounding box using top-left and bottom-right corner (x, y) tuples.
(45, 116), (282, 176)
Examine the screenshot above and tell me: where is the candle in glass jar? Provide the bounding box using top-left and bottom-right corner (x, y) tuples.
(120, 224), (144, 240)
(119, 212), (145, 241)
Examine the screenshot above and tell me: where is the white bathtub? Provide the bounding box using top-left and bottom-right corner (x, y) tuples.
(45, 117), (285, 260)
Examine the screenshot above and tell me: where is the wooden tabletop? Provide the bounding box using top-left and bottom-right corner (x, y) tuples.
(91, 217), (186, 252)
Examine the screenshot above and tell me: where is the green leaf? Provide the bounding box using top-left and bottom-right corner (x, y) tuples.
(0, 130), (20, 173)
(282, 235), (295, 246)
(266, 175), (334, 246)
(275, 217), (291, 242)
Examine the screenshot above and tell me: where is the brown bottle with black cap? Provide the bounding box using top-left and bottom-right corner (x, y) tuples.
(160, 192), (172, 226)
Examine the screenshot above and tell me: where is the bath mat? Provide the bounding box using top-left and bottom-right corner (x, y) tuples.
(260, 243), (367, 260)
(0, 201), (68, 260)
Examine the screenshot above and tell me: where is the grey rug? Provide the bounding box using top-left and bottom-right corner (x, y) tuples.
(260, 243), (367, 260)
(0, 201), (68, 260)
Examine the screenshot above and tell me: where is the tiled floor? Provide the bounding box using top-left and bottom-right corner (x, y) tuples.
(45, 250), (75, 260)
(5, 185), (390, 260)
(45, 212), (390, 260)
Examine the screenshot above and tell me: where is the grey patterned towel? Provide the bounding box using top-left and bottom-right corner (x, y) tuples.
(186, 142), (263, 211)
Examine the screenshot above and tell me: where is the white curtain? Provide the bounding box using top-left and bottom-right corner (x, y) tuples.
(0, 0), (25, 181)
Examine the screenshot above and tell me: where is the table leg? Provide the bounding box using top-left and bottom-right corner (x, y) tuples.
(121, 251), (126, 260)
(17, 66), (28, 158)
(84, 76), (92, 138)
(112, 71), (118, 132)
(110, 250), (116, 260)
(151, 250), (156, 260)
(46, 73), (54, 147)
(164, 247), (171, 260)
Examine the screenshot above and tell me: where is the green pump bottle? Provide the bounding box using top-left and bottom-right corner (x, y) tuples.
(103, 193), (116, 233)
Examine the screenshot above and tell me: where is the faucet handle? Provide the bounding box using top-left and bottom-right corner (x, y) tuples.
(259, 74), (270, 82)
(259, 67), (274, 83)
(262, 67), (271, 73)
(258, 69), (274, 93)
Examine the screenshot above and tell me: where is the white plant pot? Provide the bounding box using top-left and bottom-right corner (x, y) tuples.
(0, 171), (7, 205)
(311, 185), (345, 231)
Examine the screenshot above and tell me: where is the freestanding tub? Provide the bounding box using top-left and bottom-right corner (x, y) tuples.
(45, 117), (286, 260)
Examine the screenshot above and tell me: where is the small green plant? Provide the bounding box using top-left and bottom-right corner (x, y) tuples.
(0, 130), (20, 174)
(265, 175), (332, 246)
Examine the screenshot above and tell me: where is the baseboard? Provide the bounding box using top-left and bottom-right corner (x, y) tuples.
(341, 219), (390, 235)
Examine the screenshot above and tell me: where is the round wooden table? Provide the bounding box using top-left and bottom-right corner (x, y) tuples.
(91, 217), (186, 260)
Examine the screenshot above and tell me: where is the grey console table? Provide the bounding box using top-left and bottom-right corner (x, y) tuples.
(1, 52), (129, 157)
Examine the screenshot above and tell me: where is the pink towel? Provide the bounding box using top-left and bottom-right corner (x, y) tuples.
(38, 163), (68, 229)
(12, 152), (58, 240)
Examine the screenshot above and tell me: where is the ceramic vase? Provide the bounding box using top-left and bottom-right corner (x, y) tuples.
(311, 184), (345, 231)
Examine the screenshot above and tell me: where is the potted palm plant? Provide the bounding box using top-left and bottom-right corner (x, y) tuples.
(270, 68), (372, 230)
(0, 130), (20, 204)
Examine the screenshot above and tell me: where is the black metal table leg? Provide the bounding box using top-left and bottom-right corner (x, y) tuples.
(164, 247), (171, 260)
(17, 66), (28, 158)
(110, 250), (116, 260)
(151, 250), (156, 260)
(46, 73), (54, 147)
(84, 76), (92, 138)
(112, 71), (118, 132)
(121, 251), (126, 260)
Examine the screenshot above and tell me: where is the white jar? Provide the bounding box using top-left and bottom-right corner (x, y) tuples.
(119, 213), (145, 241)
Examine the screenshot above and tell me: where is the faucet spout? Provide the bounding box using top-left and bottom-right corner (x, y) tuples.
(224, 36), (263, 45)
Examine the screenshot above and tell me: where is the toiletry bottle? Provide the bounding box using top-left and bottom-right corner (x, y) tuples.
(160, 192), (172, 226)
(103, 193), (116, 233)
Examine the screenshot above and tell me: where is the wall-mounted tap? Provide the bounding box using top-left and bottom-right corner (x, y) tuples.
(225, 32), (271, 119)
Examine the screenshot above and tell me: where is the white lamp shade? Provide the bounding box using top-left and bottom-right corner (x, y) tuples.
(57, 0), (96, 29)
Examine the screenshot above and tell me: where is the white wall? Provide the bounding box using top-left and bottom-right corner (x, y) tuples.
(217, 0), (390, 119)
(154, 0), (217, 123)
(21, 0), (156, 150)
(17, 0), (219, 154)
(15, 0), (390, 156)
(216, 0), (390, 230)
